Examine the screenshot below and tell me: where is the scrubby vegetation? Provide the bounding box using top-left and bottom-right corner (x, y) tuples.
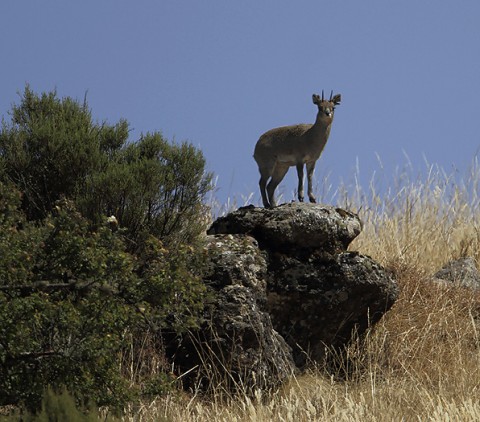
(1, 87), (479, 420)
(123, 164), (480, 420)
(0, 87), (213, 414)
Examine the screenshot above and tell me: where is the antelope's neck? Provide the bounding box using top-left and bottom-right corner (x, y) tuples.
(309, 117), (332, 143)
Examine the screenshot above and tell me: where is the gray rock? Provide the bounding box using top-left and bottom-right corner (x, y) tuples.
(170, 203), (398, 393)
(202, 234), (267, 298)
(434, 257), (480, 289)
(207, 203), (362, 254)
(267, 251), (398, 366)
(168, 234), (296, 393)
(207, 204), (398, 369)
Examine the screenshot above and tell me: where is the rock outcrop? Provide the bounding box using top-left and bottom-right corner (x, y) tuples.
(166, 234), (296, 393)
(168, 203), (398, 392)
(208, 203), (362, 254)
(434, 257), (480, 289)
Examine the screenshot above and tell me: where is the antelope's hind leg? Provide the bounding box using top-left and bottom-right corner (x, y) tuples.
(266, 164), (289, 208)
(258, 165), (273, 208)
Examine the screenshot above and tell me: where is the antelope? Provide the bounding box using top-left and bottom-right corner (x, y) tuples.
(253, 91), (341, 208)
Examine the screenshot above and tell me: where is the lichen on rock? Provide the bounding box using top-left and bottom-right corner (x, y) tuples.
(169, 202), (398, 393)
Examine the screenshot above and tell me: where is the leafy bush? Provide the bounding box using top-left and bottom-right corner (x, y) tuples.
(0, 186), (138, 409)
(79, 132), (212, 247)
(0, 88), (110, 221)
(0, 86), (213, 246)
(0, 87), (213, 412)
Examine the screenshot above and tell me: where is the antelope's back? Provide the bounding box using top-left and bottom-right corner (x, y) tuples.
(255, 123), (312, 152)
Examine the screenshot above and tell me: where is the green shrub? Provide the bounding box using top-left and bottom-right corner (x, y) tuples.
(79, 132), (212, 247)
(0, 87), (213, 412)
(0, 187), (138, 409)
(0, 86), (213, 246)
(0, 87), (110, 221)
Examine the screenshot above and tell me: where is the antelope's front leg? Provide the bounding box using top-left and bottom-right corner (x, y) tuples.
(296, 163), (305, 202)
(306, 161), (316, 203)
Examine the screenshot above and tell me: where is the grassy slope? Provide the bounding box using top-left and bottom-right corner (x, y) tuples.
(130, 164), (480, 421)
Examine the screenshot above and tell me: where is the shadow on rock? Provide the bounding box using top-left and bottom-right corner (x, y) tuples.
(167, 203), (399, 394)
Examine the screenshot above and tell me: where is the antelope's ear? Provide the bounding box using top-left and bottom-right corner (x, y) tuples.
(312, 94), (321, 104)
(332, 94), (341, 105)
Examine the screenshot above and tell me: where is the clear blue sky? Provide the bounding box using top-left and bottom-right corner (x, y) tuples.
(2, 1), (480, 209)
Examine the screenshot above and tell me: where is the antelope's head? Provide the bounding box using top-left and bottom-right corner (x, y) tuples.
(312, 91), (341, 122)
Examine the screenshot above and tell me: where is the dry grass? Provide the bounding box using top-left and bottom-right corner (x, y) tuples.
(124, 161), (480, 421)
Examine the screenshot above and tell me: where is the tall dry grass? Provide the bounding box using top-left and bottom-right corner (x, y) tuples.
(125, 160), (480, 421)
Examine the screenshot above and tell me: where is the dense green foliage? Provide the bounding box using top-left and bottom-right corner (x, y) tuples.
(0, 87), (213, 412)
(79, 131), (212, 247)
(0, 187), (136, 408)
(0, 86), (212, 246)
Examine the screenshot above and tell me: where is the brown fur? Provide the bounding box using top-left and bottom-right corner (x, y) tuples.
(254, 92), (341, 208)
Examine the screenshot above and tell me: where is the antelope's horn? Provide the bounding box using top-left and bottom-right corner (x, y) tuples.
(330, 90), (333, 101)
(321, 90), (324, 101)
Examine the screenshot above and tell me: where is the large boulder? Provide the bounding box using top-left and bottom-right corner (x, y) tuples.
(206, 203), (398, 367)
(169, 202), (398, 392)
